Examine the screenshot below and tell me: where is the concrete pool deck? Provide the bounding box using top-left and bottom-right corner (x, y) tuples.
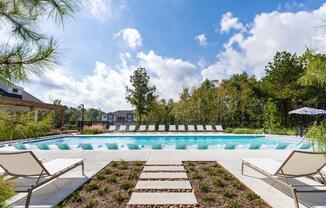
(3, 149), (325, 208)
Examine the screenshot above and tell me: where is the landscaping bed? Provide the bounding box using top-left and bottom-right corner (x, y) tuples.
(184, 161), (270, 208)
(58, 161), (145, 208)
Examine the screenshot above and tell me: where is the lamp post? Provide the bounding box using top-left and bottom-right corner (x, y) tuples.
(80, 104), (85, 132)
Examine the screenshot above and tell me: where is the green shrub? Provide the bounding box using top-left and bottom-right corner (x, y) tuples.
(83, 199), (99, 208)
(85, 182), (99, 191)
(121, 182), (132, 190)
(212, 177), (224, 187)
(203, 194), (216, 203)
(222, 189), (235, 198)
(81, 128), (105, 135)
(199, 183), (210, 193)
(0, 178), (14, 206)
(107, 175), (117, 183)
(112, 191), (125, 202)
(225, 128), (262, 134)
(191, 172), (202, 180)
(306, 122), (326, 151)
(245, 192), (260, 201)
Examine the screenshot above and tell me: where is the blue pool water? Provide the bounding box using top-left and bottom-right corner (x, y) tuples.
(13, 135), (305, 150)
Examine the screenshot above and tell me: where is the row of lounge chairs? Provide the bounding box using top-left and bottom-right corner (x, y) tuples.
(13, 142), (311, 150)
(107, 124), (224, 132)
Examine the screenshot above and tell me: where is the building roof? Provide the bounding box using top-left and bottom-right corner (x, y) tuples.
(22, 90), (43, 103)
(108, 110), (134, 115)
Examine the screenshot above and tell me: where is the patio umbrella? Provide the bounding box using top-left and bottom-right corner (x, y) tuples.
(289, 107), (326, 115)
(289, 107), (326, 136)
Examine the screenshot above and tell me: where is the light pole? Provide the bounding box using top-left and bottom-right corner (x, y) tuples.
(80, 104), (85, 132)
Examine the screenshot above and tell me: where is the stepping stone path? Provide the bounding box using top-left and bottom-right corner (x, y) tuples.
(128, 161), (198, 207)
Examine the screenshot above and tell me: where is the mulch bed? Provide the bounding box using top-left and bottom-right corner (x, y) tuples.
(58, 161), (145, 208)
(184, 161), (271, 208)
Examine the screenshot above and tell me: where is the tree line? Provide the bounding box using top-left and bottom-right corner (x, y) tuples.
(126, 50), (326, 129)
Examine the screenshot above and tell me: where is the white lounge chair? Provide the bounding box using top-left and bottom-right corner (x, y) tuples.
(178, 125), (186, 132)
(242, 151), (326, 208)
(196, 125), (204, 131)
(215, 125), (224, 131)
(128, 125), (136, 132)
(148, 125), (155, 131)
(187, 125), (195, 132)
(158, 125), (165, 132)
(0, 151), (84, 208)
(108, 125), (116, 132)
(138, 125), (146, 131)
(119, 125), (126, 131)
(205, 125), (213, 131)
(169, 125), (176, 131)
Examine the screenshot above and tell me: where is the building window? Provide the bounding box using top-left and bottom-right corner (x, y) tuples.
(12, 88), (18, 93)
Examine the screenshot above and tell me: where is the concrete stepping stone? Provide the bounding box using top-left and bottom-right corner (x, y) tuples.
(140, 172), (188, 179)
(135, 180), (192, 190)
(128, 192), (197, 205)
(145, 160), (182, 166)
(143, 165), (185, 172)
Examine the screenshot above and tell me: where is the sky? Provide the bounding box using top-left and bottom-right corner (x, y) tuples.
(2, 0), (326, 112)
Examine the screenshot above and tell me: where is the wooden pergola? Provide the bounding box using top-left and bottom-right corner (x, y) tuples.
(0, 96), (65, 127)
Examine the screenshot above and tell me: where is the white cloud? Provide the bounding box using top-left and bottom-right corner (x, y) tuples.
(203, 3), (326, 81)
(26, 50), (200, 110)
(277, 0), (306, 11)
(194, 34), (208, 48)
(113, 28), (142, 49)
(219, 12), (245, 33)
(89, 0), (126, 21)
(137, 50), (199, 100)
(27, 61), (133, 111)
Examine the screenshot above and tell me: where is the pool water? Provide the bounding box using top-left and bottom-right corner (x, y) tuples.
(15, 135), (304, 150)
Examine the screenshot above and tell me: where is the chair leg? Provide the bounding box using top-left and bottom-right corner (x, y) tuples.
(291, 188), (300, 208)
(81, 161), (85, 176)
(25, 188), (33, 208)
(241, 162), (244, 175)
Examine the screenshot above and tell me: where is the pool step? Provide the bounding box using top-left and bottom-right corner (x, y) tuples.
(143, 165), (185, 172)
(135, 180), (192, 190)
(140, 172), (188, 180)
(128, 192), (197, 205)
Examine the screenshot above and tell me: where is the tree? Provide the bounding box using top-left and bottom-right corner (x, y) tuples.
(263, 98), (281, 130)
(298, 49), (326, 88)
(126, 68), (157, 124)
(261, 51), (305, 126)
(0, 0), (81, 82)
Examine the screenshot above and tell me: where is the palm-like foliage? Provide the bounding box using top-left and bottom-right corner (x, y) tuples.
(0, 0), (81, 82)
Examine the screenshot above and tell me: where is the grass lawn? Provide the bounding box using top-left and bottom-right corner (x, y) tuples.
(58, 161), (145, 208)
(184, 161), (271, 208)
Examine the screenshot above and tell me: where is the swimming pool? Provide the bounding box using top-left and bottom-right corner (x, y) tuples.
(6, 135), (310, 150)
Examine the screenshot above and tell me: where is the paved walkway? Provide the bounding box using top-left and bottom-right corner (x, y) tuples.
(4, 150), (326, 208)
(128, 160), (197, 206)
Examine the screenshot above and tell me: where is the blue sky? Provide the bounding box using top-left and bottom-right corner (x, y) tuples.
(15, 0), (326, 111)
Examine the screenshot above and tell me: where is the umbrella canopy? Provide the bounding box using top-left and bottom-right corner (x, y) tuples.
(289, 107), (326, 115)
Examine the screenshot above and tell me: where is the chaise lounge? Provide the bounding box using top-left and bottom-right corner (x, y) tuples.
(0, 151), (84, 208)
(241, 150), (326, 208)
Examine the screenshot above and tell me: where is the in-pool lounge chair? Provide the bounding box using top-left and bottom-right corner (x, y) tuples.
(56, 143), (71, 150)
(108, 125), (116, 132)
(248, 143), (261, 150)
(242, 151), (326, 208)
(298, 143), (311, 150)
(106, 143), (119, 150)
(127, 143), (141, 150)
(0, 151), (84, 208)
(176, 143), (187, 150)
(215, 125), (224, 131)
(79, 143), (93, 150)
(119, 125), (126, 132)
(205, 125), (214, 132)
(178, 125), (186, 132)
(224, 144), (236, 150)
(197, 144), (208, 149)
(13, 143), (28, 150)
(187, 125), (196, 132)
(148, 125), (155, 132)
(275, 143), (289, 150)
(36, 143), (50, 150)
(128, 125), (136, 132)
(197, 125), (204, 131)
(138, 125), (146, 132)
(152, 143), (163, 150)
(169, 125), (176, 132)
